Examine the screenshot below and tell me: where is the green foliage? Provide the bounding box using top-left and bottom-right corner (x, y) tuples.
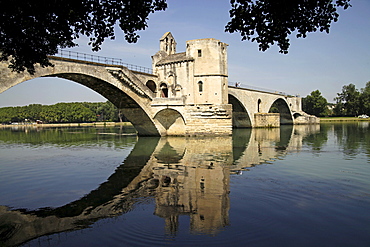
(303, 82), (370, 117)
(225, 0), (351, 54)
(360, 81), (370, 115)
(302, 90), (328, 117)
(303, 124), (329, 152)
(334, 83), (361, 116)
(1, 0), (351, 74)
(269, 106), (279, 113)
(0, 0), (167, 74)
(0, 101), (124, 124)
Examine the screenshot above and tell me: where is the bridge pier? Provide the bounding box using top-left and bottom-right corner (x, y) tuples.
(254, 113), (280, 128)
(151, 103), (232, 136)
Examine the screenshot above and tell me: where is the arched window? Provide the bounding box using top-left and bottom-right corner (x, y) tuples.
(160, 83), (168, 98)
(258, 99), (262, 113)
(146, 80), (156, 93)
(198, 81), (203, 93)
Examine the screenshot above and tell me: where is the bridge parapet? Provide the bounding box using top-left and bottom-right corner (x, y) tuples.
(56, 49), (153, 74)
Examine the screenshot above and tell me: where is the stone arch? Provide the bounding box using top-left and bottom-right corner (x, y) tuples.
(154, 108), (186, 136)
(0, 59), (160, 136)
(293, 112), (302, 119)
(228, 94), (252, 128)
(268, 98), (294, 124)
(146, 80), (156, 93)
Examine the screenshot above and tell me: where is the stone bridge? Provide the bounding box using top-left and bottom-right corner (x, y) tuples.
(0, 32), (318, 136)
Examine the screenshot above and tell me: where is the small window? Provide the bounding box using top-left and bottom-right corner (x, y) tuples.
(198, 81), (203, 92)
(198, 49), (202, 57)
(258, 99), (262, 113)
(160, 83), (168, 98)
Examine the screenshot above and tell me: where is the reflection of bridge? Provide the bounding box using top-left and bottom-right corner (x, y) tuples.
(0, 32), (319, 136)
(0, 125), (320, 246)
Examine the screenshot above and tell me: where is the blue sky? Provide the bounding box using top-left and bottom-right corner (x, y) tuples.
(1, 0), (369, 107)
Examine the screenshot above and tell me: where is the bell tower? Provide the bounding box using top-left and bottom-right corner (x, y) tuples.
(159, 32), (176, 55)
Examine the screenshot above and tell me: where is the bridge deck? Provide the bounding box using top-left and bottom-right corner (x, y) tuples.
(228, 85), (296, 97)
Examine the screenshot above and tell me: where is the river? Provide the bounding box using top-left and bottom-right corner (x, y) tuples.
(0, 123), (369, 247)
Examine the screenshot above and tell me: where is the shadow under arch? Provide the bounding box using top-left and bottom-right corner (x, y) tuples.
(228, 94), (252, 128)
(54, 73), (159, 136)
(268, 98), (294, 125)
(293, 112), (302, 119)
(154, 108), (186, 136)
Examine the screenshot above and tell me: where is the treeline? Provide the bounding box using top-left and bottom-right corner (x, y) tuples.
(0, 101), (126, 124)
(303, 81), (370, 117)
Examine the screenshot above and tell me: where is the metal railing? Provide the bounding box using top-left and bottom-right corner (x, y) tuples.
(55, 49), (153, 74)
(229, 82), (299, 97)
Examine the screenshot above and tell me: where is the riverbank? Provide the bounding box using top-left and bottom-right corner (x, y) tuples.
(0, 122), (133, 128)
(320, 117), (370, 122)
(2, 118), (369, 127)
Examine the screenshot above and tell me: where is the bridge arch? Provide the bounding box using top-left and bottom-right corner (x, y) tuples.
(228, 94), (252, 128)
(0, 58), (161, 136)
(153, 108), (186, 136)
(293, 112), (303, 119)
(268, 98), (294, 124)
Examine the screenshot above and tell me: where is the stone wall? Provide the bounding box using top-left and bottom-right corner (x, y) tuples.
(294, 114), (320, 124)
(183, 104), (232, 136)
(254, 113), (280, 128)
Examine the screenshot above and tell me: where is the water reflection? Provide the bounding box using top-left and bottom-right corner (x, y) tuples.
(0, 125), (321, 246)
(331, 122), (370, 158)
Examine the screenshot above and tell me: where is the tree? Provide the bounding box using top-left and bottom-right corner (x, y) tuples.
(225, 0), (351, 54)
(360, 81), (370, 115)
(1, 0), (350, 74)
(0, 0), (167, 74)
(334, 83), (360, 116)
(302, 90), (328, 116)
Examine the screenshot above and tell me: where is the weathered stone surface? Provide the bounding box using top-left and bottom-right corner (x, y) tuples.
(254, 113), (280, 127)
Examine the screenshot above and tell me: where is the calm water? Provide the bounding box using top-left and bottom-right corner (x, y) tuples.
(0, 123), (369, 247)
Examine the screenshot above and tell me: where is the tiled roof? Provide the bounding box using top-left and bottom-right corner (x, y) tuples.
(156, 52), (194, 66)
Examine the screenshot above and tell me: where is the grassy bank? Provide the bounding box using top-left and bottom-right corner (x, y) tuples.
(320, 117), (370, 122)
(0, 122), (133, 128)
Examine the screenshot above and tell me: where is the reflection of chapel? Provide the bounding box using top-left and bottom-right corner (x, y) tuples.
(150, 32), (229, 105)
